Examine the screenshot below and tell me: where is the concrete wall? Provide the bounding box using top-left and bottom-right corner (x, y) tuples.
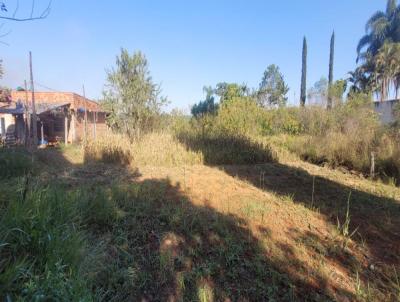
(374, 100), (399, 124)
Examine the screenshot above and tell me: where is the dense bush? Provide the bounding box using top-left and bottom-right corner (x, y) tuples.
(184, 92), (400, 182)
(283, 95), (381, 172)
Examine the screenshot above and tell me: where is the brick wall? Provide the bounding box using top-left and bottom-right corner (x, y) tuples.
(74, 111), (109, 141)
(11, 91), (102, 111)
(11, 91), (109, 143)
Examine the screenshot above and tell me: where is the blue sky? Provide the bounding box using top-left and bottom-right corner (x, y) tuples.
(0, 0), (385, 112)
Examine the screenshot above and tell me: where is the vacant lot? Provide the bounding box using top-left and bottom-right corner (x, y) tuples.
(2, 138), (399, 301)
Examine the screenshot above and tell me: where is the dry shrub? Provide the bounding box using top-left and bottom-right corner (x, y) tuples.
(282, 96), (400, 180)
(375, 132), (400, 182)
(84, 133), (132, 165)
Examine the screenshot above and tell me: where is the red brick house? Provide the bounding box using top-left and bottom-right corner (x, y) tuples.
(0, 90), (108, 145)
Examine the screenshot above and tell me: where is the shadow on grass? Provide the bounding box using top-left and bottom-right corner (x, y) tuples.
(90, 177), (346, 301)
(177, 133), (400, 299)
(176, 132), (276, 165)
(221, 164), (400, 263)
(1, 146), (354, 301)
(83, 145), (132, 166)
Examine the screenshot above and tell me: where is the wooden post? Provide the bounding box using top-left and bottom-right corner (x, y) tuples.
(24, 80), (31, 146)
(29, 52), (38, 147)
(93, 111), (97, 139)
(83, 85), (87, 144)
(40, 122), (44, 144)
(64, 113), (68, 145)
(71, 111), (76, 142)
(370, 151), (375, 179)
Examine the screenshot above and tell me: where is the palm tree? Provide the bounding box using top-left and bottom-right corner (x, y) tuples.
(347, 60), (376, 95)
(357, 0), (400, 62)
(374, 42), (400, 101)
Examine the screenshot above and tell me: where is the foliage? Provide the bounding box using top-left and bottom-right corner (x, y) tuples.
(300, 37), (307, 106)
(102, 48), (167, 139)
(374, 42), (400, 100)
(329, 79), (347, 106)
(191, 87), (218, 117)
(347, 63), (375, 96)
(215, 97), (266, 136)
(0, 149), (32, 179)
(0, 86), (11, 103)
(354, 0), (400, 100)
(307, 77), (328, 105)
(185, 89), (400, 181)
(284, 94), (384, 174)
(257, 64), (289, 107)
(0, 185), (93, 301)
(213, 82), (249, 102)
(357, 0), (400, 62)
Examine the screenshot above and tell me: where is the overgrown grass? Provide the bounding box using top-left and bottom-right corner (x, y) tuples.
(0, 148), (33, 179)
(176, 130), (276, 165)
(84, 130), (276, 167)
(84, 132), (203, 166)
(0, 183), (92, 301)
(180, 92), (400, 183)
(0, 176), (300, 301)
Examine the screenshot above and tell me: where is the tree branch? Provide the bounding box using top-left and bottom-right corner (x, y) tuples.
(0, 0), (51, 22)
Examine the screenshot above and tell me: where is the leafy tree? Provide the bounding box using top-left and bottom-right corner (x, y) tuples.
(214, 82), (249, 102)
(357, 0), (400, 62)
(300, 37), (307, 106)
(0, 60), (11, 103)
(329, 79), (347, 105)
(102, 48), (167, 139)
(307, 77), (328, 105)
(257, 64), (289, 107)
(327, 31), (335, 109)
(191, 87), (218, 117)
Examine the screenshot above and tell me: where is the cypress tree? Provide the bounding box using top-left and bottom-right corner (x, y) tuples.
(300, 36), (307, 107)
(327, 31), (335, 109)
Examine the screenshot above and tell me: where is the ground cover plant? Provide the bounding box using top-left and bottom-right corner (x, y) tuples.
(1, 134), (400, 301)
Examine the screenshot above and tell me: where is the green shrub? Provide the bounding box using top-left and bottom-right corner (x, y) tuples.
(215, 97), (266, 136)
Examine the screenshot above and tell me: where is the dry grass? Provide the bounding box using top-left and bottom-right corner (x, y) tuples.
(84, 131), (276, 167)
(53, 138), (400, 301)
(3, 129), (400, 301)
(84, 132), (203, 166)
